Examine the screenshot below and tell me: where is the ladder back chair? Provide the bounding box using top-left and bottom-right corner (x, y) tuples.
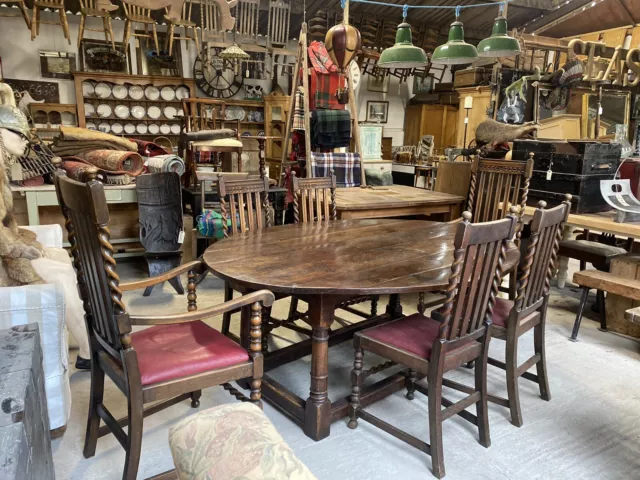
(348, 209), (519, 479)
(467, 154), (534, 298)
(122, 2), (159, 54)
(287, 172), (379, 328)
(31, 0), (71, 44)
(78, 0), (116, 49)
(487, 197), (570, 427)
(165, 0), (200, 56)
(1, 0), (31, 30)
(53, 169), (274, 480)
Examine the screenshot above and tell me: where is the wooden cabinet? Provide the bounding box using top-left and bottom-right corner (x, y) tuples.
(264, 92), (290, 180)
(455, 86), (492, 148)
(403, 104), (458, 150)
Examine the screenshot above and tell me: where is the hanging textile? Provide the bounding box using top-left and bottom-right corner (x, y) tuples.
(308, 41), (345, 110)
(311, 110), (351, 149)
(311, 152), (361, 188)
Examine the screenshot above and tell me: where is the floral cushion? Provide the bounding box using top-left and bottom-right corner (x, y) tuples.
(169, 403), (317, 480)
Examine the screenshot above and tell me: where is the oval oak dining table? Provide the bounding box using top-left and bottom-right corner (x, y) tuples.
(203, 218), (518, 441)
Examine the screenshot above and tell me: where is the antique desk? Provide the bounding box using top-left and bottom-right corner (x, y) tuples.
(334, 186), (464, 220)
(523, 206), (640, 287)
(203, 219), (518, 441)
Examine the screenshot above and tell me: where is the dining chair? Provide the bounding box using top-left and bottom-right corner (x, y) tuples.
(54, 168), (274, 480)
(348, 209), (519, 479)
(486, 197), (570, 427)
(0, 0), (31, 30)
(122, 2), (159, 54)
(78, 0), (116, 49)
(287, 172), (379, 327)
(31, 0), (71, 44)
(165, 0), (200, 56)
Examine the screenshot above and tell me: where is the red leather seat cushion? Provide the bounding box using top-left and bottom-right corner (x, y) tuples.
(492, 298), (514, 328)
(131, 321), (250, 386)
(361, 313), (443, 359)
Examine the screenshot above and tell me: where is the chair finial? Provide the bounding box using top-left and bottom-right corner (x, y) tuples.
(462, 211), (472, 223)
(537, 200), (547, 209)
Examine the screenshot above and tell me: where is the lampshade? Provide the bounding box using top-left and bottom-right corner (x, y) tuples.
(431, 21), (478, 65)
(378, 22), (428, 70)
(477, 16), (521, 57)
(219, 42), (250, 60)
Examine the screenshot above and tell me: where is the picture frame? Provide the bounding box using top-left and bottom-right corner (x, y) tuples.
(136, 32), (183, 77)
(413, 73), (434, 94)
(366, 101), (389, 123)
(633, 94), (640, 120)
(80, 39), (131, 74)
(39, 51), (76, 80)
(368, 72), (390, 93)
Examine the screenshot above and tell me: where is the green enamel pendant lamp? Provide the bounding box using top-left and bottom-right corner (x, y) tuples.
(378, 21), (428, 69)
(432, 17), (478, 65)
(477, 16), (521, 57)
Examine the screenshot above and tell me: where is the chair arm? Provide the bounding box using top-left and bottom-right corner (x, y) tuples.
(119, 260), (205, 291)
(129, 289), (275, 325)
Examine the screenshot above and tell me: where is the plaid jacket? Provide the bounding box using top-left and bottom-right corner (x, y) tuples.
(311, 152), (362, 188)
(307, 41), (344, 110)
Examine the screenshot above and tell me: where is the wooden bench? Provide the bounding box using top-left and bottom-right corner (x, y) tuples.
(624, 306), (640, 325)
(571, 270), (640, 341)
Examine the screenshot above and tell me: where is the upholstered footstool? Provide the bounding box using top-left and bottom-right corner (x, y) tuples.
(169, 403), (317, 480)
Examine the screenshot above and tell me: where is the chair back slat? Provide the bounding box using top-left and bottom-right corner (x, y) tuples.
(517, 198), (571, 310)
(468, 156), (533, 229)
(437, 210), (519, 342)
(217, 175), (270, 237)
(54, 171), (130, 359)
(292, 172), (337, 224)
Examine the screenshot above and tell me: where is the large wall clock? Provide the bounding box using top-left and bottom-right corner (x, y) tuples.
(193, 47), (243, 99)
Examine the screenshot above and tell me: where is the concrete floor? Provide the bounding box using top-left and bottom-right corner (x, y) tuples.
(52, 259), (640, 479)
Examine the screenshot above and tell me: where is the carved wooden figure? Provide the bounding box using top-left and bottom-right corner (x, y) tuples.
(53, 168), (274, 480)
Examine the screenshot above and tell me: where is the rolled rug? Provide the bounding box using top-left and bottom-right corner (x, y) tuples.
(132, 138), (170, 157)
(144, 154), (185, 176)
(18, 175), (45, 187)
(54, 126), (137, 152)
(76, 150), (144, 176)
(61, 159), (105, 182)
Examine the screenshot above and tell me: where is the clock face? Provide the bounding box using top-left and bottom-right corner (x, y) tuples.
(349, 61), (361, 90)
(193, 48), (243, 99)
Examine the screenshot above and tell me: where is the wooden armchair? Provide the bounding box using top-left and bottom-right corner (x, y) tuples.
(348, 210), (519, 479)
(287, 172), (379, 330)
(78, 0), (116, 50)
(165, 0), (200, 56)
(53, 169), (274, 480)
(122, 2), (159, 54)
(484, 198), (570, 427)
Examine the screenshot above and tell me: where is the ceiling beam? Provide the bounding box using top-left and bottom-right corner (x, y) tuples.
(489, 0), (565, 10)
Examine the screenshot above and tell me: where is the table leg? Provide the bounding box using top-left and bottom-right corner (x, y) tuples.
(386, 294), (403, 318)
(258, 138), (266, 179)
(304, 295), (335, 441)
(556, 224), (572, 289)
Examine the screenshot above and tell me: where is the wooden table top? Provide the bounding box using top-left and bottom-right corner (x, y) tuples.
(203, 219), (517, 296)
(523, 206), (640, 239)
(334, 186), (464, 211)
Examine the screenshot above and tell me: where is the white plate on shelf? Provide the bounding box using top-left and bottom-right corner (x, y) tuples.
(112, 85), (128, 100)
(129, 85), (144, 100)
(98, 122), (110, 133)
(136, 123), (148, 134)
(170, 124), (180, 135)
(148, 106), (161, 120)
(163, 106), (177, 119)
(95, 82), (111, 99)
(160, 124), (171, 135)
(148, 124), (160, 135)
(176, 86), (189, 100)
(82, 82), (95, 97)
(111, 123), (123, 134)
(131, 105), (145, 119)
(86, 122), (97, 130)
(84, 104), (95, 117)
(225, 105), (245, 121)
(160, 86), (175, 101)
(144, 86), (160, 101)
(124, 123), (136, 134)
(177, 108), (184, 117)
(96, 104), (112, 118)
(114, 104), (130, 119)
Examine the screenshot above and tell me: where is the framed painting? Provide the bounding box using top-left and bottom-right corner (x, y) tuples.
(39, 51), (76, 79)
(368, 72), (390, 93)
(366, 101), (389, 123)
(136, 32), (183, 77)
(80, 39), (131, 74)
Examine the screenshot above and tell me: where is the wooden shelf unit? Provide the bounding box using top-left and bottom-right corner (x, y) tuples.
(73, 72), (196, 143)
